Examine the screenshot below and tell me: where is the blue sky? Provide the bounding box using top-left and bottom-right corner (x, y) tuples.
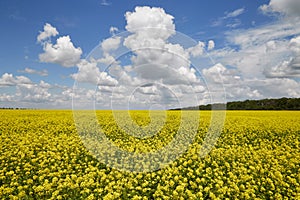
(1, 0), (300, 109)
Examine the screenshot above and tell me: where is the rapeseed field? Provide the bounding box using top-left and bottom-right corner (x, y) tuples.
(0, 110), (299, 199)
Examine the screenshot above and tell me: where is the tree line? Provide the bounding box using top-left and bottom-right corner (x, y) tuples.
(171, 97), (300, 110)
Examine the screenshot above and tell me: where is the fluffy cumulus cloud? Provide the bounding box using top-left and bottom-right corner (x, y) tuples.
(37, 23), (82, 67)
(0, 73), (51, 107)
(0, 73), (32, 86)
(290, 36), (300, 53)
(39, 35), (82, 67)
(265, 36), (300, 77)
(16, 81), (52, 103)
(94, 6), (205, 108)
(101, 37), (121, 53)
(0, 72), (83, 109)
(203, 63), (231, 84)
(218, 19), (300, 79)
(71, 59), (118, 86)
(214, 0), (300, 81)
(122, 6), (205, 86)
(188, 41), (205, 57)
(207, 45), (300, 101)
(249, 78), (300, 98)
(259, 0), (300, 18)
(202, 64), (260, 100)
(207, 40), (215, 51)
(201, 63), (300, 101)
(74, 4), (300, 109)
(69, 6), (212, 109)
(125, 6), (175, 40)
(123, 6), (176, 52)
(37, 23), (59, 42)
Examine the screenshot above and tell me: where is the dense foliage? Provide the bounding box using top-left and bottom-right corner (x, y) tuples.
(0, 110), (299, 199)
(173, 97), (300, 110)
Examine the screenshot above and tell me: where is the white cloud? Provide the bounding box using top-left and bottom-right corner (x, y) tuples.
(97, 54), (118, 66)
(100, 0), (111, 6)
(0, 73), (32, 86)
(39, 80), (51, 88)
(101, 37), (121, 53)
(108, 65), (141, 86)
(0, 73), (60, 106)
(0, 94), (13, 102)
(18, 67), (48, 76)
(202, 60), (300, 101)
(0, 72), (105, 109)
(216, 15), (300, 80)
(234, 31), (300, 79)
(203, 63), (240, 85)
(130, 41), (191, 71)
(290, 35), (300, 53)
(121, 6), (201, 88)
(39, 35), (82, 67)
(188, 41), (205, 57)
(214, 44), (268, 79)
(204, 1), (300, 102)
(71, 59), (118, 86)
(265, 58), (297, 78)
(79, 6), (231, 109)
(212, 7), (244, 28)
(226, 21), (300, 49)
(16, 81), (52, 103)
(203, 63), (226, 82)
(226, 19), (242, 28)
(136, 84), (158, 95)
(201, 63), (265, 101)
(177, 67), (199, 83)
(37, 23), (59, 42)
(248, 78), (300, 98)
(207, 40), (215, 51)
(18, 5), (300, 109)
(109, 26), (118, 35)
(225, 8), (245, 18)
(266, 40), (276, 52)
(264, 35), (300, 78)
(259, 0), (300, 18)
(125, 6), (175, 40)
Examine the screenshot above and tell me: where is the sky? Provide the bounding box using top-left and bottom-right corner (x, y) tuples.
(1, 0), (300, 109)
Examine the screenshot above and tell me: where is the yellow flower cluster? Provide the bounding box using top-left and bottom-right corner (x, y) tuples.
(0, 110), (299, 199)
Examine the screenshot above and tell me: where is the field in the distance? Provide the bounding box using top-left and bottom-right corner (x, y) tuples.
(0, 110), (299, 199)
